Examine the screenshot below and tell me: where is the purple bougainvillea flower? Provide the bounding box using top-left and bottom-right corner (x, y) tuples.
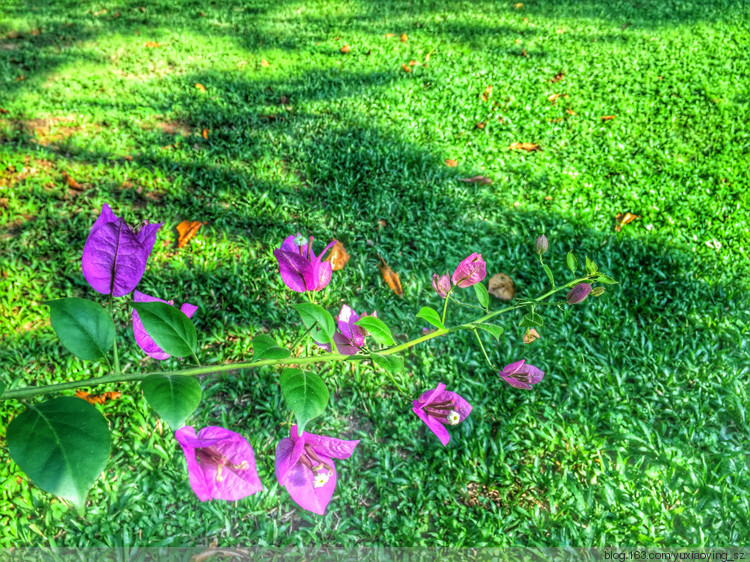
(318, 304), (377, 355)
(500, 359), (545, 390)
(175, 426), (262, 502)
(273, 234), (336, 293)
(566, 283), (592, 305)
(132, 290), (198, 360)
(275, 425), (359, 515)
(412, 383), (472, 446)
(431, 272), (451, 298)
(451, 253), (486, 288)
(81, 204), (163, 297)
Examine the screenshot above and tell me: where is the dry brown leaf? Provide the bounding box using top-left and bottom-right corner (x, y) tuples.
(408, 60), (418, 66)
(425, 52), (432, 63)
(551, 72), (565, 83)
(384, 33), (395, 39)
(144, 41), (161, 48)
(62, 172), (82, 190)
(139, 6), (146, 12)
(377, 219), (388, 229)
(340, 44), (350, 53)
(600, 115), (616, 121)
(195, 83), (206, 93)
(113, 11), (121, 18)
(0, 108), (8, 114)
(365, 49), (372, 56)
(521, 48), (528, 57)
(445, 159), (458, 167)
(201, 129), (208, 139)
(94, 9), (107, 16)
(260, 59), (270, 67)
(544, 195), (552, 200)
(30, 28), (41, 36)
(514, 3), (524, 8)
(15, 75), (26, 82)
(523, 328), (540, 344)
(614, 212), (640, 232)
(566, 108), (576, 115)
(401, 64), (412, 73)
(377, 255), (403, 297)
(481, 85), (492, 102)
(279, 95), (290, 104)
(400, 33), (408, 42)
(459, 175), (492, 185)
(324, 241), (350, 271)
(176, 220), (205, 249)
(488, 273), (515, 301)
(509, 142), (541, 151)
(547, 93), (562, 103)
(475, 122), (485, 130)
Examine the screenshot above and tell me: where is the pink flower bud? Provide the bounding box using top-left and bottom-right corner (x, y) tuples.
(535, 234), (548, 255)
(566, 283), (592, 304)
(431, 273), (451, 298)
(451, 253), (486, 288)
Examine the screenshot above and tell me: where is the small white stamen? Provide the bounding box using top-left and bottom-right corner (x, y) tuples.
(446, 411), (460, 425)
(294, 234), (308, 246)
(313, 471), (330, 488)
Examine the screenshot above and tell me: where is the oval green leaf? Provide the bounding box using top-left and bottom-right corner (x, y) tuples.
(566, 251), (579, 274)
(477, 324), (504, 341)
(291, 303), (335, 343)
(416, 306), (445, 330)
(45, 298), (115, 361)
(542, 264), (556, 288)
(280, 368), (329, 435)
(370, 353), (404, 376)
(596, 274), (618, 285)
(252, 334), (291, 362)
(141, 375), (202, 430)
(355, 316), (395, 347)
(519, 312), (544, 328)
(132, 301), (197, 358)
(7, 396), (111, 509)
(585, 256), (598, 276)
(473, 283), (490, 309)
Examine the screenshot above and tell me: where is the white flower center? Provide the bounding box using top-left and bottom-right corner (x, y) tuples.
(446, 411), (460, 425)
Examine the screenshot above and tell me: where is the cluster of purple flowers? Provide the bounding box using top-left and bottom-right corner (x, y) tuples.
(80, 205), (545, 514)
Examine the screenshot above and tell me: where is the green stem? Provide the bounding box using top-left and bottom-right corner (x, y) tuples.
(191, 352), (201, 367)
(473, 329), (496, 371)
(440, 287), (455, 325)
(1, 277), (592, 401)
(112, 334), (120, 376)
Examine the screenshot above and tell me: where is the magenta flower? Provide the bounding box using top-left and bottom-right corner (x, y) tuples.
(275, 425), (359, 515)
(500, 359), (545, 389)
(81, 204), (163, 297)
(132, 290), (198, 360)
(566, 283), (592, 304)
(431, 272), (451, 298)
(318, 304), (376, 355)
(412, 383), (472, 446)
(451, 253), (486, 288)
(273, 234), (336, 293)
(175, 426), (262, 502)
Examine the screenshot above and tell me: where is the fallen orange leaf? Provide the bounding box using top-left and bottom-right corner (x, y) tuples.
(401, 64), (412, 73)
(408, 60), (418, 66)
(195, 83), (206, 93)
(481, 84), (492, 102)
(75, 390), (121, 405)
(445, 159), (458, 167)
(566, 108), (576, 115)
(377, 255), (403, 297)
(488, 273), (515, 301)
(324, 241), (350, 271)
(551, 72), (565, 83)
(202, 129), (209, 139)
(509, 142), (541, 151)
(614, 212), (640, 232)
(475, 122), (485, 129)
(260, 59), (270, 67)
(144, 41), (161, 48)
(400, 33), (408, 42)
(514, 2), (524, 8)
(385, 33), (395, 39)
(459, 175), (492, 185)
(176, 220), (205, 249)
(340, 44), (350, 53)
(0, 108), (8, 114)
(425, 52), (432, 63)
(547, 93), (562, 103)
(600, 115), (616, 121)
(62, 172), (83, 190)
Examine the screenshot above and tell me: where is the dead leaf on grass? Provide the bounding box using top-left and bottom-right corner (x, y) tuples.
(614, 212), (640, 232)
(176, 220), (205, 249)
(444, 159), (458, 167)
(488, 273), (515, 300)
(324, 241), (350, 271)
(551, 72), (565, 83)
(62, 172), (83, 190)
(260, 59), (270, 67)
(400, 33), (408, 42)
(202, 129), (208, 139)
(195, 83), (206, 93)
(600, 115), (616, 121)
(377, 255), (403, 297)
(401, 64), (412, 73)
(340, 44), (350, 53)
(144, 42), (161, 48)
(0, 108), (8, 114)
(509, 142), (541, 151)
(481, 85), (492, 101)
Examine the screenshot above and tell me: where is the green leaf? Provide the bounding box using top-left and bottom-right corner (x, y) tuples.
(45, 298), (115, 361)
(585, 256), (598, 276)
(476, 324), (504, 341)
(596, 274), (618, 285)
(473, 283), (490, 309)
(132, 301), (197, 358)
(519, 312), (544, 328)
(252, 334), (291, 361)
(280, 368), (328, 434)
(141, 375), (202, 430)
(566, 251), (579, 274)
(355, 316), (395, 347)
(416, 306), (445, 330)
(370, 353), (404, 376)
(0, 381), (6, 397)
(7, 397), (111, 509)
(542, 264), (556, 288)
(291, 303), (335, 344)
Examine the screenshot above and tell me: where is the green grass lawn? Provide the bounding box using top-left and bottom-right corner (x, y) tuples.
(1, 0), (749, 547)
